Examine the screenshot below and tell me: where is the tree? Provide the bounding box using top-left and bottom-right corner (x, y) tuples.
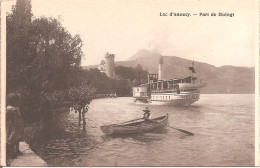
(114, 65), (148, 86)
(114, 66), (135, 81)
(29, 17), (83, 91)
(78, 68), (115, 94)
(114, 80), (132, 96)
(6, 0), (90, 124)
(69, 83), (96, 131)
(6, 0), (33, 93)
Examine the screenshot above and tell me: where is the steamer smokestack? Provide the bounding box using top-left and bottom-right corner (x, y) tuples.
(158, 57), (163, 81)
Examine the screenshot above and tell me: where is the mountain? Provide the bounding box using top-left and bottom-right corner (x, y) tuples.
(83, 49), (255, 94)
(127, 49), (162, 60)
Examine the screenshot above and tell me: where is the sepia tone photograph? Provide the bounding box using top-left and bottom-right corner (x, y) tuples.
(0, 0), (259, 166)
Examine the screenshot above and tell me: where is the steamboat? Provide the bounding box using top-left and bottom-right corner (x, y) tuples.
(133, 58), (206, 106)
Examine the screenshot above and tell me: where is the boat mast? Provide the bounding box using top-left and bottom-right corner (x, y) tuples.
(191, 60), (194, 83)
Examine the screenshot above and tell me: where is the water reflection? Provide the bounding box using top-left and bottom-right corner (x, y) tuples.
(101, 128), (169, 143)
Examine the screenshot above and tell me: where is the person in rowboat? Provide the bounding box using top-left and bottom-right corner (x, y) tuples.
(143, 107), (152, 121)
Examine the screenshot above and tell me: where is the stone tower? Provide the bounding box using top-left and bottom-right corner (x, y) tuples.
(105, 52), (115, 78)
(158, 57), (163, 81)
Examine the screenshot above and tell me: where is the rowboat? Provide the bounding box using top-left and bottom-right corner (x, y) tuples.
(100, 114), (168, 135)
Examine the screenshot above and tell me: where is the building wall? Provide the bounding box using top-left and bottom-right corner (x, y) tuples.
(133, 86), (148, 97)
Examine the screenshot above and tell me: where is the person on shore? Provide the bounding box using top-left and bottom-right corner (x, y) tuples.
(6, 93), (24, 159)
(143, 107), (152, 121)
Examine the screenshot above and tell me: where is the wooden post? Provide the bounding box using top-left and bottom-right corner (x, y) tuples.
(78, 108), (81, 126)
(82, 109), (86, 131)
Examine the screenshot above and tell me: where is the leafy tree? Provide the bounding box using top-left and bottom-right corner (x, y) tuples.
(29, 17), (83, 91)
(114, 80), (132, 96)
(79, 69), (116, 94)
(6, 0), (33, 93)
(69, 82), (96, 131)
(115, 65), (148, 87)
(6, 0), (92, 124)
(115, 66), (136, 81)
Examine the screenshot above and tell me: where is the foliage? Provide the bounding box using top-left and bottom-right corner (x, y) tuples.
(29, 17), (83, 91)
(114, 66), (136, 81)
(6, 0), (94, 124)
(77, 68), (134, 96)
(114, 80), (132, 96)
(69, 82), (96, 112)
(6, 0), (33, 92)
(77, 64), (149, 97)
(82, 69), (115, 94)
(115, 65), (148, 86)
(7, 0), (148, 125)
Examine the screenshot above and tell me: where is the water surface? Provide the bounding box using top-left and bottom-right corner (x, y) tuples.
(34, 94), (255, 166)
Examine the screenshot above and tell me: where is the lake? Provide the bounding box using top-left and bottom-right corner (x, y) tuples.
(34, 94), (255, 166)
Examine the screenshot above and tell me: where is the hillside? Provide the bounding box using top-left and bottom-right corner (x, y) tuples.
(83, 50), (255, 94)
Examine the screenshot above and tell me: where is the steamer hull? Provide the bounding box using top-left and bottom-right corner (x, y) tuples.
(132, 60), (206, 106)
(150, 91), (201, 106)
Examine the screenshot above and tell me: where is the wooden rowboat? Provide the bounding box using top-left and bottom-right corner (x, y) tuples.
(100, 114), (168, 135)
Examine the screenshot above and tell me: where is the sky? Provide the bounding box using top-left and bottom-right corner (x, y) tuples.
(4, 0), (257, 67)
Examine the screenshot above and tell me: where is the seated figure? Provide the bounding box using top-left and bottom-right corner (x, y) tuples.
(143, 107), (151, 120)
(6, 93), (24, 159)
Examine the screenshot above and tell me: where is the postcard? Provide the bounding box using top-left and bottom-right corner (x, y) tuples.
(0, 0), (259, 166)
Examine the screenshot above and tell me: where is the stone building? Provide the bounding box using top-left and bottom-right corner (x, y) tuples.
(98, 52), (115, 78)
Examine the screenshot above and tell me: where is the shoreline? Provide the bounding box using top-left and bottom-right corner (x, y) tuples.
(9, 142), (47, 166)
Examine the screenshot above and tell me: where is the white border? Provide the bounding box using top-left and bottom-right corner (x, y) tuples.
(255, 0), (260, 166)
(0, 0), (7, 166)
(0, 0), (259, 167)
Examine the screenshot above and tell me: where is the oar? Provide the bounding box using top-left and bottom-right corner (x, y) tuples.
(147, 118), (194, 136)
(120, 117), (144, 124)
(166, 125), (194, 136)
